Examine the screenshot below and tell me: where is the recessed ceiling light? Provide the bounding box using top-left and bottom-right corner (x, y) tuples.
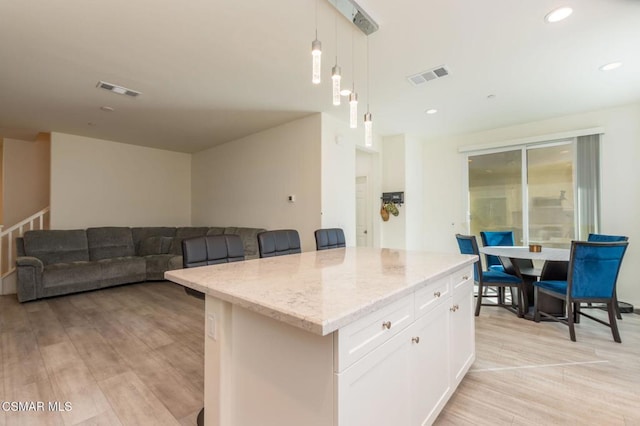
(425, 109), (438, 115)
(545, 7), (573, 23)
(487, 94), (496, 100)
(340, 88), (352, 96)
(100, 106), (115, 112)
(600, 62), (622, 71)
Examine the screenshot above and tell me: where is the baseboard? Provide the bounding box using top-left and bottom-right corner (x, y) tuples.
(0, 272), (17, 295)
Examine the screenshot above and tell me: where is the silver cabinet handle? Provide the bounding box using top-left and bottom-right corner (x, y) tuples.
(449, 305), (459, 312)
(382, 321), (392, 330)
(462, 275), (469, 280)
(434, 291), (441, 298)
(411, 336), (420, 344)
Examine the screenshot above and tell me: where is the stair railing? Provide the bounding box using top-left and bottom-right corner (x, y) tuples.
(1, 206), (50, 277)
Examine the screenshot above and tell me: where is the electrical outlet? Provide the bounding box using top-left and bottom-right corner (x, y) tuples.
(288, 195), (296, 202)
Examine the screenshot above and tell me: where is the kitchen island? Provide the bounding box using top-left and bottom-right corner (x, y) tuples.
(165, 247), (477, 426)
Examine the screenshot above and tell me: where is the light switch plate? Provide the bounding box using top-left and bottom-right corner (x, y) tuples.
(208, 314), (217, 340)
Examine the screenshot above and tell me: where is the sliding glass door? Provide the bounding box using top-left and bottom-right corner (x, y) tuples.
(527, 143), (574, 248)
(468, 141), (576, 248)
(468, 150), (523, 243)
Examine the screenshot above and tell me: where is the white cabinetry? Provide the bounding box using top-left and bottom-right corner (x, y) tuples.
(450, 273), (475, 386)
(335, 265), (474, 426)
(183, 250), (478, 426)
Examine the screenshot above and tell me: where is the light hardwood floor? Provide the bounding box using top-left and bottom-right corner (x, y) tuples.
(1, 281), (639, 425)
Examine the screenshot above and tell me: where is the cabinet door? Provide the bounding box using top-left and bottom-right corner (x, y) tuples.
(450, 278), (475, 386)
(410, 301), (451, 426)
(336, 325), (413, 426)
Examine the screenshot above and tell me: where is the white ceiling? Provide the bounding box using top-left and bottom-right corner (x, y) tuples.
(1, 0), (639, 153)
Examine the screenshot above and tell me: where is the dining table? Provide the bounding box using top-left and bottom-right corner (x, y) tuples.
(478, 246), (570, 320)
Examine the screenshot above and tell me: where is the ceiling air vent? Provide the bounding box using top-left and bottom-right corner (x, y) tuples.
(96, 81), (142, 97)
(407, 65), (450, 86)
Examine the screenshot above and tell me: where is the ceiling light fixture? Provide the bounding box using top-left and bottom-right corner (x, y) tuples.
(545, 7), (573, 23)
(332, 66), (342, 106)
(332, 13), (342, 106)
(425, 109), (438, 115)
(311, 0), (322, 84)
(600, 62), (622, 71)
(340, 88), (352, 96)
(326, 0), (378, 35)
(349, 91), (358, 128)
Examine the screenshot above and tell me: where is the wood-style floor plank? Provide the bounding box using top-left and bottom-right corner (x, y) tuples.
(98, 371), (180, 426)
(1, 281), (639, 425)
(436, 307), (640, 426)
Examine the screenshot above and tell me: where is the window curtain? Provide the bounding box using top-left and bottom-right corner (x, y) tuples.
(576, 134), (600, 239)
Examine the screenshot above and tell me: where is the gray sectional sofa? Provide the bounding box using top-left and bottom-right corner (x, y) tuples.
(15, 226), (266, 302)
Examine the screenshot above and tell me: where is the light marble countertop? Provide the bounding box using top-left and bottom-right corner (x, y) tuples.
(165, 247), (476, 336)
(479, 246), (569, 262)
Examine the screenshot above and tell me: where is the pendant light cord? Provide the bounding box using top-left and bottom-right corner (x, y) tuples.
(367, 36), (370, 113)
(352, 29), (355, 90)
(335, 12), (338, 66)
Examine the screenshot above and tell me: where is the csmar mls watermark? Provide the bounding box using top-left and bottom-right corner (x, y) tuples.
(1, 401), (72, 412)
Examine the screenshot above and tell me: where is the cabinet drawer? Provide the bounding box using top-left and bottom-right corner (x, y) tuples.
(414, 275), (449, 318)
(451, 266), (474, 291)
(334, 294), (414, 372)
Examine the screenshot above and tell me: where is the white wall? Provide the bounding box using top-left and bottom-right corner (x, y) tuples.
(404, 135), (424, 251)
(379, 134), (425, 250)
(423, 102), (640, 308)
(381, 135), (406, 249)
(3, 134), (50, 228)
(320, 113), (357, 246)
(50, 133), (191, 229)
(191, 114), (322, 252)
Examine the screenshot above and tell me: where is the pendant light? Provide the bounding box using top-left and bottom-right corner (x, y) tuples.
(311, 0), (321, 84)
(332, 64), (342, 106)
(349, 91), (358, 129)
(331, 12), (341, 106)
(364, 36), (372, 147)
(348, 30), (358, 128)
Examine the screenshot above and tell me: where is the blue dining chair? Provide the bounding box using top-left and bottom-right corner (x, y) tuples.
(587, 233), (629, 319)
(456, 234), (527, 317)
(480, 231), (515, 272)
(533, 240), (628, 342)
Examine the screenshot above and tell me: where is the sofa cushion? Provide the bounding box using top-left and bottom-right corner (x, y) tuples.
(42, 261), (101, 289)
(132, 227), (176, 254)
(23, 230), (89, 266)
(138, 236), (173, 256)
(169, 227), (209, 255)
(87, 227), (135, 261)
(143, 254), (176, 280)
(98, 257), (146, 287)
(224, 227), (266, 258)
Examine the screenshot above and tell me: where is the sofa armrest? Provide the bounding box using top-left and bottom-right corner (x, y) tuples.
(16, 256), (44, 272)
(16, 256), (44, 302)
